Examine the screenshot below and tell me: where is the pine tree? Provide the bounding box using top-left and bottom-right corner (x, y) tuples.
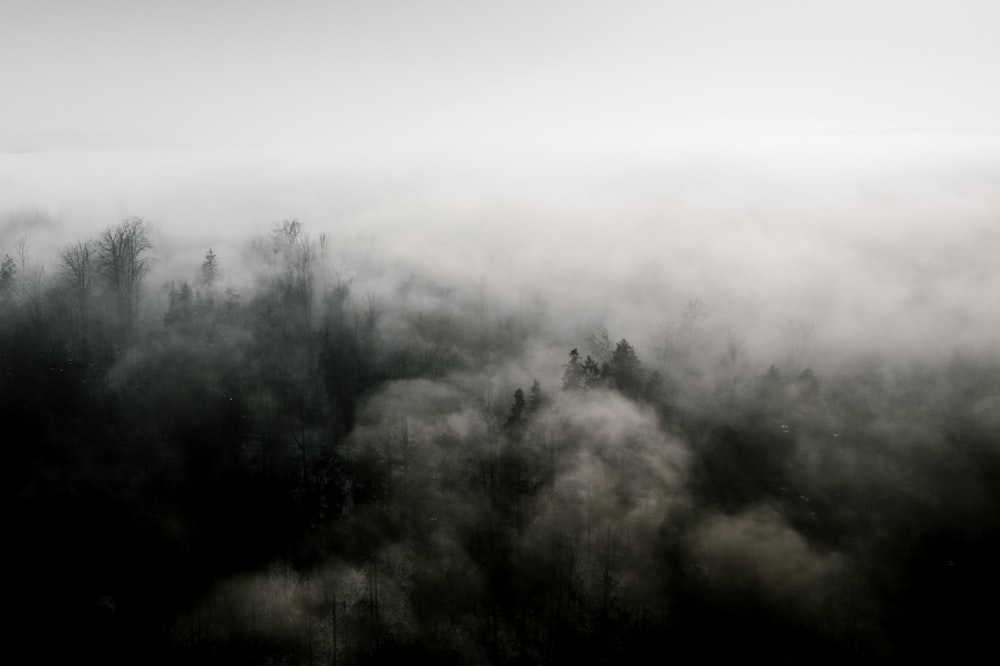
(562, 348), (584, 391)
(527, 379), (544, 413)
(505, 388), (526, 429)
(201, 248), (220, 288)
(0, 254), (15, 303)
(610, 339), (642, 397)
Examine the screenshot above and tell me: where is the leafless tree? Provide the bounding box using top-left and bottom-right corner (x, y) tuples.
(271, 219), (315, 327)
(588, 327), (613, 364)
(60, 240), (94, 301)
(659, 297), (708, 365)
(97, 217), (152, 334)
(362, 291), (382, 332)
(13, 236), (47, 324)
(21, 263), (46, 324)
(16, 236), (30, 275)
(59, 240), (94, 344)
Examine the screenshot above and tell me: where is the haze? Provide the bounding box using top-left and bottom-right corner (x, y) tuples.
(5, 1), (1000, 362)
(4, 0), (999, 149)
(5, 3), (1000, 664)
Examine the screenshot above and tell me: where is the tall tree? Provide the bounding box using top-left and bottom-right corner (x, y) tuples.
(200, 248), (220, 288)
(97, 217), (152, 336)
(13, 238), (46, 325)
(562, 348), (584, 391)
(268, 219), (315, 330)
(505, 388), (526, 429)
(610, 338), (642, 398)
(583, 355), (603, 387)
(0, 254), (16, 305)
(59, 240), (94, 347)
(527, 379), (544, 414)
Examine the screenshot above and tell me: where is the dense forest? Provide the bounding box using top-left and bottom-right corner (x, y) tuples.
(5, 216), (1000, 664)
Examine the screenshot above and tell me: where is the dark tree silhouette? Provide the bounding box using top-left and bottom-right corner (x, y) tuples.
(610, 338), (642, 397)
(6, 217), (1000, 664)
(0, 253), (15, 304)
(58, 240), (95, 348)
(96, 217), (152, 336)
(505, 388), (526, 430)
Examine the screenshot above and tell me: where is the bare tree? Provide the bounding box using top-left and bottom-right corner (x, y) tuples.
(60, 240), (94, 301)
(659, 297), (708, 365)
(97, 217), (153, 335)
(270, 219), (315, 327)
(13, 237), (47, 323)
(16, 236), (30, 275)
(588, 327), (613, 364)
(21, 263), (47, 324)
(362, 291), (382, 333)
(318, 232), (329, 295)
(59, 240), (94, 344)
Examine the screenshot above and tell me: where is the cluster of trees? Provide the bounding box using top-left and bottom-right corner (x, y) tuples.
(6, 218), (1000, 664)
(2, 217), (153, 352)
(561, 339), (661, 402)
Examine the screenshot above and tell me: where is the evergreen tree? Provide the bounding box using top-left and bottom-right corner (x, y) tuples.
(610, 338), (642, 397)
(0, 254), (15, 304)
(563, 348), (591, 391)
(583, 355), (603, 387)
(505, 388), (526, 429)
(201, 248), (220, 288)
(527, 379), (544, 413)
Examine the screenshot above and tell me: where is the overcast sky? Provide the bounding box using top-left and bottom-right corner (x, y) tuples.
(3, 0), (999, 154)
(3, 1), (1000, 362)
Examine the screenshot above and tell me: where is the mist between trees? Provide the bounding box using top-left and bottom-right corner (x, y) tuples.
(5, 215), (1000, 664)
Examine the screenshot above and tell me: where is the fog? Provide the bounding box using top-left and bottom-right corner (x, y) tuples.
(5, 131), (1000, 364)
(5, 131), (1000, 663)
(6, 1), (1000, 662)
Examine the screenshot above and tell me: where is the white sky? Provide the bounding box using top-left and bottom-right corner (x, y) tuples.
(4, 1), (1000, 361)
(2, 0), (999, 154)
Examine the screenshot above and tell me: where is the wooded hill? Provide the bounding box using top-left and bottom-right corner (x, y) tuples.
(5, 219), (999, 664)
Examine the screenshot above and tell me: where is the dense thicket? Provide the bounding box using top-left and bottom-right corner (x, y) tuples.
(5, 219), (1000, 664)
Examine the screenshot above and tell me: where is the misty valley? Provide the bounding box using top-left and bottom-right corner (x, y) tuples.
(5, 216), (1000, 664)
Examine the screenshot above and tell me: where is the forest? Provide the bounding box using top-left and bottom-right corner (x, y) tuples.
(5, 216), (1000, 664)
